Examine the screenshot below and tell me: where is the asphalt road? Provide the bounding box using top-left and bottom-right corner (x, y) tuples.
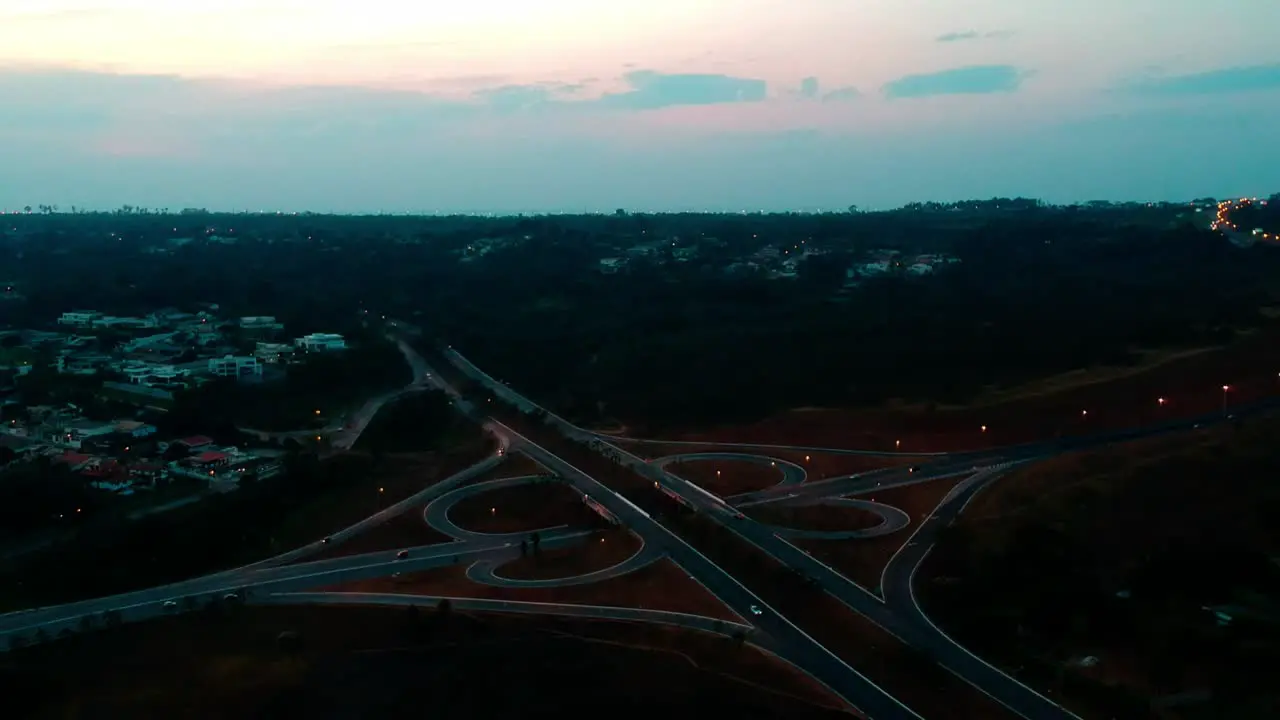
(653, 451), (808, 487)
(252, 590), (765, 645)
(447, 348), (1084, 719)
(423, 475), (571, 543)
(762, 497), (911, 540)
(466, 529), (663, 589)
(494, 420), (922, 720)
(1, 530), (594, 640)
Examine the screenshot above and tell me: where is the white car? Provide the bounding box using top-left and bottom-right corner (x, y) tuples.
(162, 600), (178, 610)
(749, 605), (763, 616)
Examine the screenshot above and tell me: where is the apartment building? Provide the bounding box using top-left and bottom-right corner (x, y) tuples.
(295, 333), (346, 352)
(207, 354), (262, 379)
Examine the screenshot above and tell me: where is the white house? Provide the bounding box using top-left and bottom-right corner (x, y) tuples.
(254, 341), (293, 363)
(295, 333), (346, 352)
(208, 354), (262, 379)
(57, 311), (99, 327)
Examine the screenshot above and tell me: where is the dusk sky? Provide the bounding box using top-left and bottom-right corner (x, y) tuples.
(2, 0), (1278, 213)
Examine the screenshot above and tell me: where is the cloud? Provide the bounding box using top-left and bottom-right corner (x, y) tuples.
(1123, 63), (1280, 95)
(596, 70), (767, 110)
(472, 82), (583, 113)
(882, 65), (1025, 99)
(822, 87), (860, 102)
(936, 30), (1014, 43)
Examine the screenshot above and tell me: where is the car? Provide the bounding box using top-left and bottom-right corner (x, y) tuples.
(223, 593), (239, 602)
(321, 536), (331, 544)
(749, 605), (763, 616)
(162, 600), (178, 610)
(396, 550), (409, 559)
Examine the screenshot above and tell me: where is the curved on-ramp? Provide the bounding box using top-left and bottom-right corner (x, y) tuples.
(425, 475), (571, 542)
(467, 531), (661, 588)
(252, 590), (756, 636)
(760, 497), (911, 540)
(653, 452), (807, 492)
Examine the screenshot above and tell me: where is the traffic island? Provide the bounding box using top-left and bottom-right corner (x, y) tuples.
(444, 479), (602, 536)
(791, 475), (968, 592)
(747, 503), (885, 534)
(321, 557), (742, 623)
(492, 528), (645, 581)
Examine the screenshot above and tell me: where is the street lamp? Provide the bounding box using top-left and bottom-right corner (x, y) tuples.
(1081, 410), (1088, 417)
(894, 439), (901, 449)
(980, 425), (987, 433)
(1222, 385), (1230, 414)
(1158, 397), (1166, 406)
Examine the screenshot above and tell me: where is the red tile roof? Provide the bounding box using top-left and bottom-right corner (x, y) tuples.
(178, 435), (214, 447)
(193, 451), (228, 464)
(56, 452), (92, 466)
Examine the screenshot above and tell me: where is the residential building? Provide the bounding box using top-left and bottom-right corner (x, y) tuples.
(100, 381), (175, 408)
(120, 332), (179, 353)
(190, 451), (230, 469)
(239, 316), (284, 331)
(129, 463), (169, 486)
(57, 311), (99, 327)
(295, 333), (346, 352)
(208, 354), (262, 379)
(120, 362), (189, 386)
(60, 419), (118, 448)
(254, 342), (294, 363)
(598, 258), (626, 273)
(176, 435), (215, 450)
(115, 420), (157, 438)
(91, 315), (158, 330)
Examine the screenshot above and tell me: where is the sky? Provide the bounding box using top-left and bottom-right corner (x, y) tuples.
(1, 0), (1278, 213)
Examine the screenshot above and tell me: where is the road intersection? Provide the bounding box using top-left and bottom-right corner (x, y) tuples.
(5, 338), (1269, 718)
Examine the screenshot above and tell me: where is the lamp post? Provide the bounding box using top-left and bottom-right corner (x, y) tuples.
(1221, 385), (1230, 415)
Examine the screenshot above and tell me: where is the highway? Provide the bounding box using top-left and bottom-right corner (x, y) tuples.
(8, 333), (1269, 718)
(252, 591), (765, 645)
(495, 421), (922, 719)
(445, 346), (1084, 719)
(1, 529), (594, 639)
